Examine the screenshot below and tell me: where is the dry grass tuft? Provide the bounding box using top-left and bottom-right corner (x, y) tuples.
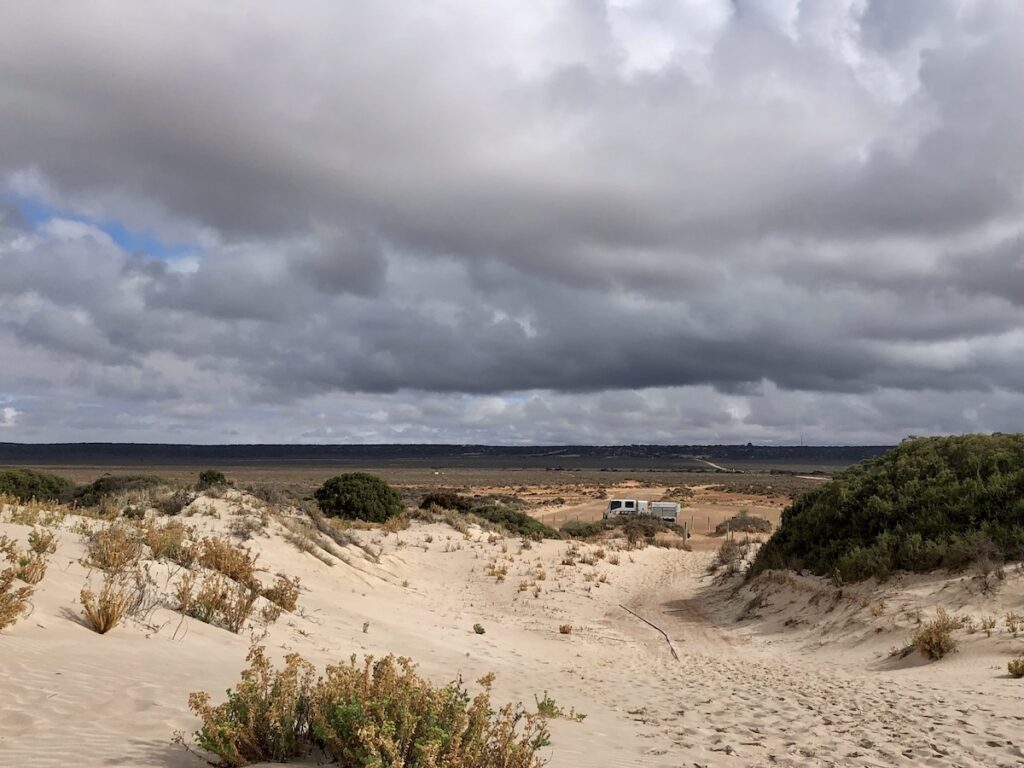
(558, 624), (573, 635)
(181, 644), (550, 768)
(260, 573), (301, 612)
(141, 518), (194, 562)
(80, 573), (136, 634)
(196, 536), (259, 588)
(0, 569), (33, 631)
(911, 607), (962, 660)
(176, 572), (260, 633)
(27, 528), (57, 555)
(1009, 656), (1024, 678)
(85, 524), (143, 572)
(16, 553), (48, 584)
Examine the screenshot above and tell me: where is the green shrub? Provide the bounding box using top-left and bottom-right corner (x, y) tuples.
(196, 470), (228, 490)
(0, 468), (75, 502)
(73, 474), (168, 507)
(714, 509), (772, 535)
(560, 520), (605, 538)
(751, 434), (1024, 583)
(314, 473), (404, 523)
(420, 491), (474, 513)
(470, 505), (559, 539)
(182, 645), (550, 768)
(154, 489), (194, 516)
(560, 515), (684, 545)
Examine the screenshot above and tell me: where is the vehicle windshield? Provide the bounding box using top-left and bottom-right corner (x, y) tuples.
(609, 501), (622, 510)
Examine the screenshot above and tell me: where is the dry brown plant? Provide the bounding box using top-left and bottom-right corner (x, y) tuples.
(85, 524), (143, 572)
(80, 573), (136, 634)
(27, 528), (57, 555)
(196, 536), (259, 588)
(260, 573), (301, 612)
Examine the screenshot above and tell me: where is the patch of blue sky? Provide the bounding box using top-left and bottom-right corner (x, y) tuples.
(10, 193), (194, 261)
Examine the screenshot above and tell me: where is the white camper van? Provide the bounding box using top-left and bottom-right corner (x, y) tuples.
(604, 499), (649, 519)
(604, 499), (679, 523)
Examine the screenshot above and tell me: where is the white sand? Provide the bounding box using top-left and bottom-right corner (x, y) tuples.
(1, 494), (1022, 767)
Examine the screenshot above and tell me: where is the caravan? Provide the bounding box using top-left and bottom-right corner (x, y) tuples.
(604, 498), (679, 523)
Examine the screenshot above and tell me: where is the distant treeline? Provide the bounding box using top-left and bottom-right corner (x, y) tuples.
(0, 442), (892, 467)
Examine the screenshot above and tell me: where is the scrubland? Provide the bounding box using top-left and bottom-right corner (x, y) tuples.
(1, 449), (1023, 767)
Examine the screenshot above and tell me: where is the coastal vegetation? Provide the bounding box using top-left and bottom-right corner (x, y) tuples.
(751, 434), (1024, 582)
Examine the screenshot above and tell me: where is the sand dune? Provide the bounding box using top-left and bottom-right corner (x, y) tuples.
(2, 493), (1022, 767)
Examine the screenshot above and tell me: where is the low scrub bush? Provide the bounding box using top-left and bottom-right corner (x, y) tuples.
(153, 489), (194, 516)
(314, 473), (404, 523)
(176, 572), (260, 633)
(713, 539), (750, 573)
(15, 553), (47, 585)
(196, 536), (259, 588)
(1, 536), (37, 630)
(143, 519), (195, 563)
(0, 468), (75, 502)
(85, 524), (143, 572)
(80, 573), (136, 634)
(911, 608), (962, 660)
(560, 520), (604, 538)
(1009, 656), (1024, 678)
(27, 528), (57, 555)
(0, 569), (33, 631)
(73, 474), (168, 508)
(561, 515), (687, 547)
(260, 573), (301, 612)
(420, 491), (474, 513)
(714, 509), (772, 536)
(196, 469), (229, 490)
(182, 645), (550, 768)
(471, 505), (558, 539)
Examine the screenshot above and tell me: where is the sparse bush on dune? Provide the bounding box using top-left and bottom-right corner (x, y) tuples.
(751, 434), (1024, 583)
(195, 536), (259, 588)
(562, 515), (687, 549)
(72, 474), (169, 509)
(181, 644), (551, 768)
(315, 473), (405, 523)
(15, 553), (47, 584)
(153, 488), (194, 516)
(80, 573), (137, 634)
(0, 569), (33, 631)
(420, 490), (474, 513)
(1009, 657), (1024, 678)
(911, 608), (962, 660)
(0, 534), (42, 631)
(260, 573), (300, 612)
(143, 519), (195, 563)
(712, 539), (751, 574)
(176, 572), (260, 633)
(84, 523), (144, 572)
(0, 468), (75, 502)
(196, 470), (229, 490)
(27, 528), (57, 555)
(470, 505), (559, 539)
(714, 509), (772, 536)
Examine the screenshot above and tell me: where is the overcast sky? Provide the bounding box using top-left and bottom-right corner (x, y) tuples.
(1, 1), (1022, 445)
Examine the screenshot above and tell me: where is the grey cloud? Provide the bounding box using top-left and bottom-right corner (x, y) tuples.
(0, 1), (1022, 443)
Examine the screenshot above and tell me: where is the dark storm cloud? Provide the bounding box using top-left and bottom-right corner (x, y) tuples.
(1, 0), (1023, 443)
